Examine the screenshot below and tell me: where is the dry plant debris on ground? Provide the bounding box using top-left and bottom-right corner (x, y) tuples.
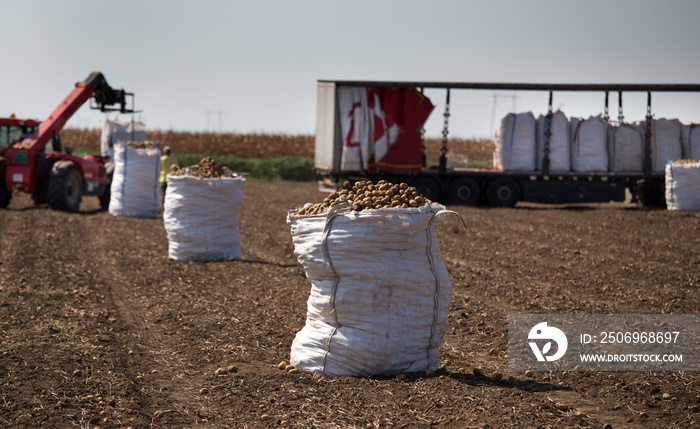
(0, 182), (698, 428)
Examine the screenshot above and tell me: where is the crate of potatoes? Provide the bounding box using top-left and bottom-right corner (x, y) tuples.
(287, 180), (465, 378)
(163, 157), (245, 261)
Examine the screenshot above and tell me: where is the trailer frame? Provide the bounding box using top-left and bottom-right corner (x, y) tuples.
(314, 80), (700, 207)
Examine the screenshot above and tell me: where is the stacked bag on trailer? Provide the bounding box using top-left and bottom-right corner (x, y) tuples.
(108, 142), (161, 218)
(681, 124), (700, 161)
(494, 112), (537, 171)
(665, 160), (700, 211)
(536, 111), (570, 172)
(641, 118), (683, 173)
(287, 198), (463, 377)
(493, 112), (690, 174)
(101, 119), (147, 161)
(570, 116), (608, 172)
(607, 124), (644, 172)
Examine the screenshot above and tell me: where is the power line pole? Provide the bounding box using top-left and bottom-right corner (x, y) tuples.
(489, 93), (520, 137)
(206, 110), (223, 132)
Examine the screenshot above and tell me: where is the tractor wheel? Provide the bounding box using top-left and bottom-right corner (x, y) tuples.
(99, 162), (114, 210)
(48, 162), (83, 212)
(31, 193), (48, 206)
(0, 158), (9, 208)
(0, 186), (10, 209)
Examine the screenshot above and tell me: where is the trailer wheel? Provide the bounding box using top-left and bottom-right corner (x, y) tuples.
(636, 179), (665, 209)
(447, 177), (480, 206)
(408, 176), (441, 202)
(486, 178), (521, 207)
(48, 162), (82, 212)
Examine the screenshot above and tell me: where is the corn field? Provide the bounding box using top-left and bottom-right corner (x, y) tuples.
(60, 128), (494, 162)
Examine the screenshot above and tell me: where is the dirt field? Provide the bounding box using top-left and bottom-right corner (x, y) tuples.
(0, 181), (698, 428)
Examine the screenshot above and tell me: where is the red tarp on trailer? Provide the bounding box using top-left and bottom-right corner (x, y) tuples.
(339, 87), (433, 174)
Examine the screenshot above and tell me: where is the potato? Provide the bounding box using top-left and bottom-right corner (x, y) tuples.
(295, 180), (432, 215)
(170, 156), (236, 179)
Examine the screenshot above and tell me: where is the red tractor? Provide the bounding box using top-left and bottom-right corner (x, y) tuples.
(0, 72), (136, 211)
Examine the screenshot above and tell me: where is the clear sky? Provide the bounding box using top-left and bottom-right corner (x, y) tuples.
(2, 0), (700, 138)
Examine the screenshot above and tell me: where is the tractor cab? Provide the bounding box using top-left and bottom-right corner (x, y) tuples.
(0, 115), (38, 149)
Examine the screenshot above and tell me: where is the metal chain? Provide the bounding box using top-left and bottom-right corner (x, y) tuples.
(644, 92), (652, 174)
(603, 91), (609, 121)
(439, 89), (450, 173)
(420, 88), (427, 167)
(441, 89), (450, 156)
(618, 91), (624, 124)
(542, 91), (553, 174)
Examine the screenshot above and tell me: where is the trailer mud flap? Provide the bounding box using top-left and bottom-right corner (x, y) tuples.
(522, 181), (626, 204)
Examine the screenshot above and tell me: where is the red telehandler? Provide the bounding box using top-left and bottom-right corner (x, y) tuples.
(0, 72), (136, 211)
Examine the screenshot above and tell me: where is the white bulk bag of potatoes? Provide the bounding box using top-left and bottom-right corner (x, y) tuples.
(570, 116), (608, 172)
(607, 124), (644, 172)
(536, 111), (570, 172)
(109, 143), (160, 218)
(101, 119), (147, 161)
(495, 112), (537, 171)
(287, 204), (463, 378)
(681, 124), (700, 161)
(665, 161), (700, 211)
(163, 175), (245, 261)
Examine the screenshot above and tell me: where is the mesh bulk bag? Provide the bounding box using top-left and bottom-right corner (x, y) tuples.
(108, 143), (160, 218)
(163, 174), (245, 261)
(665, 161), (700, 211)
(287, 203), (464, 378)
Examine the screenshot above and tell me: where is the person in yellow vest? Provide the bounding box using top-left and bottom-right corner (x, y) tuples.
(160, 146), (179, 206)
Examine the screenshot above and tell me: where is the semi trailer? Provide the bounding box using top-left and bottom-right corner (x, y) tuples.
(313, 80), (700, 207)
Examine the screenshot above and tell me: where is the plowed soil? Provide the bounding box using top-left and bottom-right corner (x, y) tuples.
(0, 181), (698, 429)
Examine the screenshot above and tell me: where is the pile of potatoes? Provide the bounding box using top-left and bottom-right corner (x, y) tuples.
(170, 156), (234, 179)
(295, 180), (431, 216)
(124, 141), (156, 149)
